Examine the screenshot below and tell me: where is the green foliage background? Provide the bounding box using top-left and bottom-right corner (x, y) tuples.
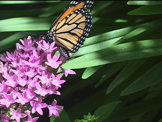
(1, 1), (162, 122)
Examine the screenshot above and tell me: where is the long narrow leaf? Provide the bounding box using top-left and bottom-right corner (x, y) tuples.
(82, 65), (103, 79)
(62, 39), (162, 69)
(128, 5), (162, 15)
(94, 101), (121, 122)
(127, 1), (162, 5)
(106, 58), (148, 94)
(121, 61), (162, 95)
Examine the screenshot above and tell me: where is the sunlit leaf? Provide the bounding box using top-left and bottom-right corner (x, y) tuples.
(127, 1), (162, 5)
(63, 39), (162, 69)
(82, 66), (103, 79)
(128, 5), (162, 15)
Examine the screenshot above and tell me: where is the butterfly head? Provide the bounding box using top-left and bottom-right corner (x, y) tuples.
(40, 31), (55, 44)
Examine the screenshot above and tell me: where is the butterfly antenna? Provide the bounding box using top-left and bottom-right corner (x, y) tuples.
(21, 31), (42, 40)
(21, 31), (38, 36)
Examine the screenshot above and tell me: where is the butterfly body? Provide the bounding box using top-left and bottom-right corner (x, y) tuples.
(43, 1), (94, 58)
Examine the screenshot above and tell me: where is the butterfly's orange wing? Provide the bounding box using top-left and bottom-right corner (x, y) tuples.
(51, 2), (85, 28)
(48, 1), (93, 53)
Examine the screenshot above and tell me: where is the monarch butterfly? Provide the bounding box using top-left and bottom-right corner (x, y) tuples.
(42, 1), (94, 59)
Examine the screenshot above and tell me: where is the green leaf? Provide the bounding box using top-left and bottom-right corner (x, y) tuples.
(116, 27), (147, 44)
(106, 58), (147, 94)
(62, 39), (162, 69)
(0, 1), (58, 4)
(127, 1), (162, 5)
(159, 118), (162, 122)
(0, 17), (52, 32)
(107, 97), (162, 121)
(82, 26), (134, 46)
(128, 5), (162, 15)
(0, 32), (31, 52)
(39, 1), (70, 17)
(121, 61), (162, 96)
(0, 10), (42, 20)
(82, 66), (103, 79)
(91, 1), (113, 16)
(73, 37), (122, 57)
(129, 113), (144, 122)
(94, 101), (121, 122)
(95, 62), (126, 88)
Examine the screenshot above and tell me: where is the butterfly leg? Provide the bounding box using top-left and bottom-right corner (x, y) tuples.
(58, 46), (70, 59)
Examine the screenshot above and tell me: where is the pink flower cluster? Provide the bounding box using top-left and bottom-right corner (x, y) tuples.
(0, 36), (76, 122)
